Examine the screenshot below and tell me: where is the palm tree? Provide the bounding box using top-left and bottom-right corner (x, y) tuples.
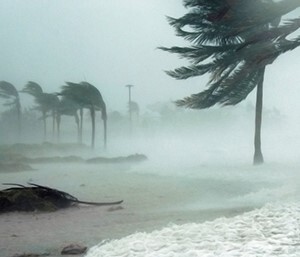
(59, 82), (107, 149)
(0, 81), (22, 140)
(56, 96), (81, 143)
(22, 81), (59, 141)
(160, 0), (300, 164)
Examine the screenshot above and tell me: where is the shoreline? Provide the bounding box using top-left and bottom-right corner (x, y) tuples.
(0, 203), (254, 257)
(0, 163), (258, 257)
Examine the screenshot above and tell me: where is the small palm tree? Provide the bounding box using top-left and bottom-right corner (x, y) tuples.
(22, 81), (59, 141)
(59, 82), (107, 149)
(0, 81), (22, 140)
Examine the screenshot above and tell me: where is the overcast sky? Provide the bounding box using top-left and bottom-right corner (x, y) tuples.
(0, 1), (300, 116)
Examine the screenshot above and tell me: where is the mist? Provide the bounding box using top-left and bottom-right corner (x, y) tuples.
(1, 1), (300, 257)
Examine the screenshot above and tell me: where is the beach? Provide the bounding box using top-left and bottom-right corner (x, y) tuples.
(0, 161), (258, 257)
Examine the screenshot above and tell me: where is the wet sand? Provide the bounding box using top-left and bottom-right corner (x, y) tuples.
(0, 163), (254, 257)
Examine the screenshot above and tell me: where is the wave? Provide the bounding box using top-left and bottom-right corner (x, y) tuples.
(85, 202), (300, 257)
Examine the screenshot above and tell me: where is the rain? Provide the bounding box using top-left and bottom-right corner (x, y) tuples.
(1, 1), (300, 257)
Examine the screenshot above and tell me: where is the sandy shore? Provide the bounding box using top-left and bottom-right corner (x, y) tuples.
(0, 162), (255, 257)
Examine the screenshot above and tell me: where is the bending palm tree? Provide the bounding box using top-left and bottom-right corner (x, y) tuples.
(22, 81), (59, 141)
(160, 0), (300, 164)
(81, 82), (107, 149)
(0, 81), (22, 140)
(59, 82), (107, 149)
(59, 82), (86, 144)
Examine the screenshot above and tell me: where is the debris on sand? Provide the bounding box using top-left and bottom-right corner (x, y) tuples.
(0, 183), (123, 213)
(61, 243), (87, 255)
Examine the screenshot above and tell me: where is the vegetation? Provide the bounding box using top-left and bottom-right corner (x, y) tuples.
(0, 183), (123, 213)
(0, 81), (22, 140)
(160, 0), (300, 164)
(0, 79), (108, 149)
(22, 82), (59, 140)
(59, 82), (107, 149)
(56, 97), (81, 143)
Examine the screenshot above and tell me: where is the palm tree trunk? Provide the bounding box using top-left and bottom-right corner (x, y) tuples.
(43, 112), (47, 141)
(52, 110), (56, 141)
(74, 113), (80, 144)
(103, 118), (107, 150)
(253, 67), (265, 165)
(90, 106), (95, 149)
(101, 104), (107, 150)
(79, 108), (83, 144)
(56, 114), (61, 143)
(16, 99), (22, 142)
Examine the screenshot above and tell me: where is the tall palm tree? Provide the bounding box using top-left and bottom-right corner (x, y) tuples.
(59, 82), (107, 149)
(160, 0), (300, 164)
(22, 81), (59, 141)
(0, 81), (22, 140)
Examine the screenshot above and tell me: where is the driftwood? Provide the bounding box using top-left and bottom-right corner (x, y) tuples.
(0, 183), (123, 213)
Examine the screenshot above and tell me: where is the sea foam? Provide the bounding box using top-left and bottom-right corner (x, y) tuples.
(85, 203), (300, 257)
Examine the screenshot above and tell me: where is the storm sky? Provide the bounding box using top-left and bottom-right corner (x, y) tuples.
(0, 0), (300, 117)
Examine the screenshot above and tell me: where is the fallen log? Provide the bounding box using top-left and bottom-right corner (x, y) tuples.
(0, 183), (123, 213)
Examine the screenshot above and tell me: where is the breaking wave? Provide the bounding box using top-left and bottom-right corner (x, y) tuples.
(85, 202), (300, 257)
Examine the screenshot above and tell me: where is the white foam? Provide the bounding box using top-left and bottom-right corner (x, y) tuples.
(85, 203), (300, 257)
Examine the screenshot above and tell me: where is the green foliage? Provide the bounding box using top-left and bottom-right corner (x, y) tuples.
(0, 81), (19, 99)
(161, 0), (300, 109)
(22, 81), (59, 115)
(0, 81), (21, 110)
(60, 81), (107, 120)
(59, 81), (107, 148)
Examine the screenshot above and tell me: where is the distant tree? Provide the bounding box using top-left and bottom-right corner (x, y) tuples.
(160, 0), (300, 164)
(56, 96), (81, 143)
(0, 81), (22, 140)
(128, 101), (140, 121)
(22, 82), (59, 141)
(59, 82), (107, 149)
(58, 82), (85, 144)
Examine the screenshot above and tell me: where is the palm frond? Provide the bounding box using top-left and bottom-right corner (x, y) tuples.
(237, 18), (300, 50)
(167, 15), (242, 45)
(159, 44), (238, 64)
(22, 81), (43, 96)
(3, 101), (17, 107)
(60, 82), (106, 111)
(165, 63), (215, 80)
(276, 37), (300, 55)
(176, 62), (260, 108)
(163, 0), (300, 110)
(171, 0), (300, 46)
(0, 93), (13, 99)
(0, 81), (18, 99)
